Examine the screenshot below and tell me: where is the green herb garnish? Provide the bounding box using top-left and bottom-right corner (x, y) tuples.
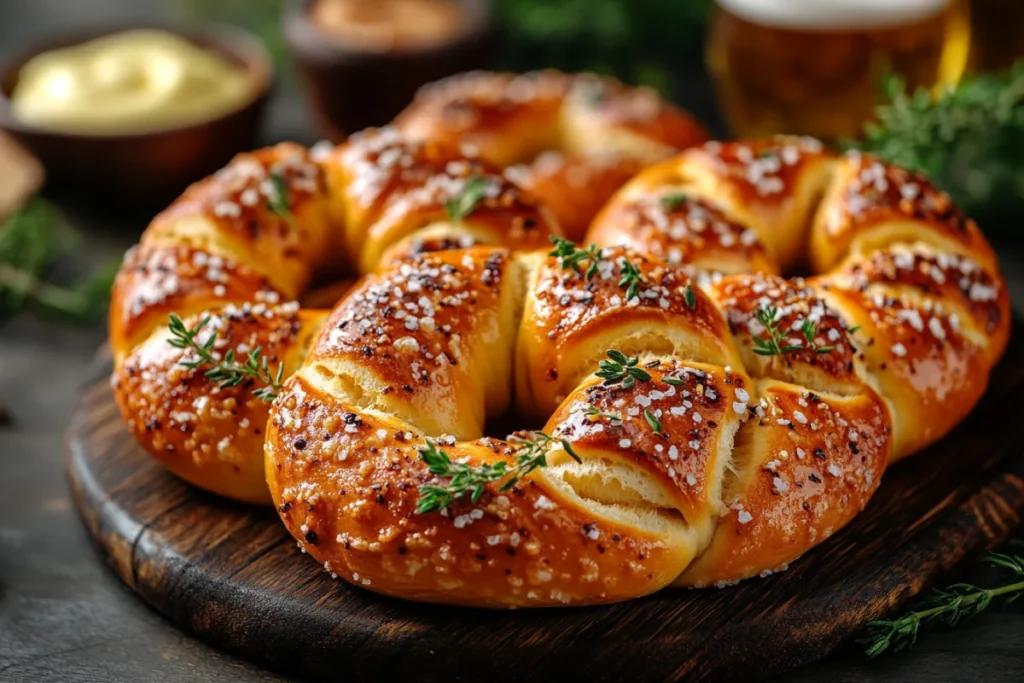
(750, 307), (834, 357)
(596, 349), (651, 388)
(801, 318), (834, 354)
(751, 305), (802, 357)
(848, 67), (1024, 222)
(416, 432), (581, 514)
(684, 284), (697, 310)
(267, 171), (292, 221)
(584, 405), (622, 421)
(444, 176), (489, 221)
(860, 545), (1024, 657)
(618, 259), (643, 301)
(167, 313), (285, 402)
(661, 193), (689, 210)
(0, 197), (116, 322)
(549, 236), (603, 280)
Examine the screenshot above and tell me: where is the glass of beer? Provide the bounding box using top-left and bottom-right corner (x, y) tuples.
(705, 0), (971, 140)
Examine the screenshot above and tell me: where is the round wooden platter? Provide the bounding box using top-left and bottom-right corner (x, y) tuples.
(67, 329), (1024, 683)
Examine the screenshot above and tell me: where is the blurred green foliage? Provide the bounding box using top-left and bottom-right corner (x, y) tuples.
(850, 65), (1024, 229)
(0, 198), (117, 323)
(176, 0), (714, 96)
(492, 0), (713, 95)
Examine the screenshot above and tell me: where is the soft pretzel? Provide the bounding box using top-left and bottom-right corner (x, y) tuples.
(110, 126), (1008, 605)
(263, 137), (1008, 607)
(110, 128), (560, 503)
(395, 70), (708, 240)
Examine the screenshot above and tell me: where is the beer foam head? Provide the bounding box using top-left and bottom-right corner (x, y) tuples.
(718, 0), (950, 29)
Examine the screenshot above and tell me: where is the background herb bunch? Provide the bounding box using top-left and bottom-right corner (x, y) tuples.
(849, 65), (1024, 230)
(0, 198), (116, 323)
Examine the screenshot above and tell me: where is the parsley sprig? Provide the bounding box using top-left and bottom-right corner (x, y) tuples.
(416, 432), (581, 514)
(167, 313), (285, 402)
(860, 545), (1024, 657)
(549, 236), (603, 280)
(751, 306), (833, 357)
(445, 176), (490, 221)
(596, 349), (651, 388)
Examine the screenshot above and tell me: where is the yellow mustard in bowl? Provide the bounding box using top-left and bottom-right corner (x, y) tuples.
(10, 29), (256, 135)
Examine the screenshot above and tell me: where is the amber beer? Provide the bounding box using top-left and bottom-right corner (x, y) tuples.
(706, 0), (971, 140)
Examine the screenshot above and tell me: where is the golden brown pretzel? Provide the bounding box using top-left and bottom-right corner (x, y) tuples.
(109, 128), (561, 503)
(395, 70), (709, 240)
(263, 136), (1008, 606)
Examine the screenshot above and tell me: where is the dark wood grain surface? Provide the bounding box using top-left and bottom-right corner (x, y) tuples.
(2, 1), (1024, 682)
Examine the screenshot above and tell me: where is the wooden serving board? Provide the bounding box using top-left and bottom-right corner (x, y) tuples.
(67, 327), (1024, 683)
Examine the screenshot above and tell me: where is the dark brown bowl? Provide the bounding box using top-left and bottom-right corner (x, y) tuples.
(0, 25), (273, 211)
(285, 0), (493, 140)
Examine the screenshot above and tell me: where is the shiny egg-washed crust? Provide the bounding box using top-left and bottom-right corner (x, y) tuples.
(505, 153), (649, 244)
(110, 130), (562, 502)
(395, 70), (708, 240)
(113, 303), (328, 503)
(586, 190), (777, 277)
(266, 245), (891, 605)
(266, 137), (1007, 607)
(595, 137), (836, 269)
(589, 138), (1010, 465)
(115, 125), (1008, 606)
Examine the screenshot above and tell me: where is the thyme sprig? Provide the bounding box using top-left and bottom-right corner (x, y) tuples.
(751, 306), (801, 357)
(167, 313), (285, 402)
(445, 176), (490, 221)
(801, 318), (834, 354)
(267, 171), (292, 221)
(549, 236), (603, 280)
(661, 192), (689, 211)
(751, 306), (833, 357)
(618, 258), (643, 301)
(548, 236), (646, 302)
(596, 349), (651, 388)
(0, 197), (116, 322)
(416, 432), (581, 514)
(860, 547), (1024, 657)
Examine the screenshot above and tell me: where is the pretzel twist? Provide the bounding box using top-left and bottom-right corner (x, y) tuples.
(108, 95), (1007, 604)
(264, 137), (1008, 607)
